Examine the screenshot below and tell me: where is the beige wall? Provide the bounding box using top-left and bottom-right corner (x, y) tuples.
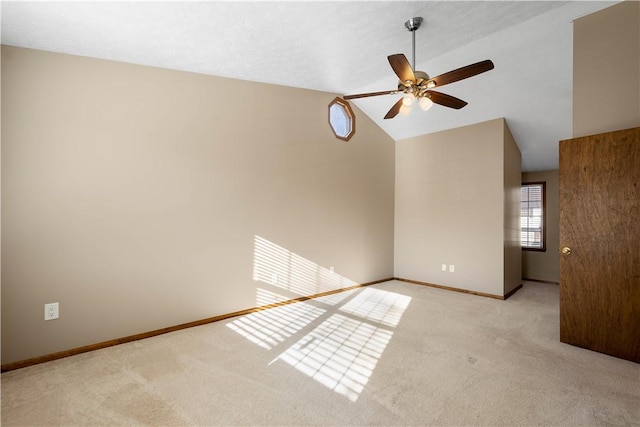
(521, 170), (560, 283)
(1, 46), (395, 364)
(573, 0), (640, 137)
(503, 122), (522, 294)
(394, 118), (521, 297)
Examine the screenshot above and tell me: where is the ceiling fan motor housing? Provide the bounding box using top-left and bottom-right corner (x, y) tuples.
(398, 70), (435, 98)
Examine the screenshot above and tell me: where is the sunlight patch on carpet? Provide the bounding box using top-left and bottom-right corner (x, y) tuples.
(314, 288), (359, 306)
(226, 302), (325, 350)
(275, 313), (393, 402)
(339, 287), (412, 327)
(235, 235), (413, 401)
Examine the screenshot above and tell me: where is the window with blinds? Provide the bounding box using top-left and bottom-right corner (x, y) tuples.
(521, 182), (546, 250)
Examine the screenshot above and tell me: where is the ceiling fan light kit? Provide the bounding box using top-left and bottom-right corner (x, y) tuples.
(343, 17), (494, 119)
(418, 96), (433, 111)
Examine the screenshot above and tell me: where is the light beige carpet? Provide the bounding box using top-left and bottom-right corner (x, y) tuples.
(2, 280), (639, 426)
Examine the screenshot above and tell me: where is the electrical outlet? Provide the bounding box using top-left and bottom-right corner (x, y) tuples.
(271, 273), (279, 285)
(449, 264), (455, 273)
(44, 302), (59, 321)
(441, 264), (447, 271)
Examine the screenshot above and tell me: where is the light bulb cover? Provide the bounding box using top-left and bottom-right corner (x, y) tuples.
(418, 96), (433, 111)
(402, 95), (414, 106)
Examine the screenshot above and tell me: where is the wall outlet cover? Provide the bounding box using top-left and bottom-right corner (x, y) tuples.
(44, 302), (59, 321)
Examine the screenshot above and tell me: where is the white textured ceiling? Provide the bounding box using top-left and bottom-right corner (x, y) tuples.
(1, 1), (617, 171)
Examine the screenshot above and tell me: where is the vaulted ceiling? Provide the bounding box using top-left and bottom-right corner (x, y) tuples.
(1, 1), (617, 171)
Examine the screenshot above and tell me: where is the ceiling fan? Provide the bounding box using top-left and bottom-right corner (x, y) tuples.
(344, 17), (494, 119)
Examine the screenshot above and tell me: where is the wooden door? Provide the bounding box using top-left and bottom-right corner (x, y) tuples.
(559, 127), (640, 363)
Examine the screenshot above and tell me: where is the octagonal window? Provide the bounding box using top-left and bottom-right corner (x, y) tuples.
(328, 97), (355, 141)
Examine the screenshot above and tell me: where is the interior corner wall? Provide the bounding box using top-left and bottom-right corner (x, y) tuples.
(573, 0), (640, 137)
(1, 46), (395, 364)
(394, 118), (508, 297)
(521, 170), (560, 283)
(503, 121), (522, 295)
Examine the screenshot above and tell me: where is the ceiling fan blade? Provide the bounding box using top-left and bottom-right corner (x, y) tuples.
(427, 91), (468, 109)
(344, 90), (399, 100)
(428, 60), (494, 88)
(384, 98), (405, 119)
(388, 54), (416, 84)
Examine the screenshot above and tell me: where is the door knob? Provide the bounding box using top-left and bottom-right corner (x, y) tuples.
(561, 247), (572, 255)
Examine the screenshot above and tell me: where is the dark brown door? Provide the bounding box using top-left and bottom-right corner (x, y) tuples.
(559, 127), (640, 363)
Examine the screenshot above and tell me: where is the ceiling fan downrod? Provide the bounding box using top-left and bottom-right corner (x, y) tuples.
(404, 17), (423, 70)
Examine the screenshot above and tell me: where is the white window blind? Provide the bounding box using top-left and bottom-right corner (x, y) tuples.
(521, 183), (545, 250)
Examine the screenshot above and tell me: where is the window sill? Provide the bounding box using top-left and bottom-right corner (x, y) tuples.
(523, 247), (547, 252)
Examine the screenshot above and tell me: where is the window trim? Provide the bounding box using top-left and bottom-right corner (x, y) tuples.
(328, 97), (355, 141)
(521, 181), (547, 252)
